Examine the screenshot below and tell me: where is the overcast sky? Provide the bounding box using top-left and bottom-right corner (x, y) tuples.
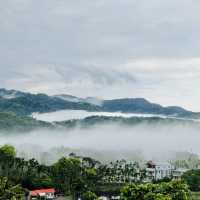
(1, 0), (200, 111)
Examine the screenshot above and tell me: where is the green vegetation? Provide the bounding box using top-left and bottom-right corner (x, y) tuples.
(120, 181), (190, 200)
(0, 92), (100, 115)
(82, 191), (98, 200)
(2, 111), (199, 133)
(182, 170), (200, 192)
(0, 88), (199, 118)
(0, 145), (101, 198)
(0, 177), (24, 200)
(191, 192), (200, 200)
(0, 145), (146, 199)
(55, 115), (200, 133)
(0, 112), (52, 132)
(0, 144), (16, 157)
(0, 144), (198, 200)
(97, 160), (146, 184)
(52, 157), (83, 195)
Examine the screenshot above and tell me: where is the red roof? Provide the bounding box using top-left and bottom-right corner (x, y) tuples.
(31, 188), (55, 196)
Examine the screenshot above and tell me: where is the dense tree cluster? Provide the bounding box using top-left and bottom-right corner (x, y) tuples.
(0, 145), (148, 195)
(120, 181), (190, 200)
(0, 176), (24, 200)
(98, 160), (146, 184)
(0, 145), (198, 200)
(182, 169), (200, 192)
(0, 145), (101, 198)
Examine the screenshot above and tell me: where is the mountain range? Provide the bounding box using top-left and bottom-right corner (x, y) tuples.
(0, 88), (200, 132)
(0, 88), (199, 119)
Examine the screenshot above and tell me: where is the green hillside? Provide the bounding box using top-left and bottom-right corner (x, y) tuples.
(0, 112), (52, 132)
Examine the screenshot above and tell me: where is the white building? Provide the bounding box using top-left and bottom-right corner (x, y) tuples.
(155, 162), (173, 180)
(146, 161), (189, 181)
(146, 161), (173, 181)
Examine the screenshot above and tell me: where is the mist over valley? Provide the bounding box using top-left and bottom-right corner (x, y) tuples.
(0, 89), (199, 164)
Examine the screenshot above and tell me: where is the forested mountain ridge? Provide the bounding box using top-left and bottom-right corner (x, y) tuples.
(0, 112), (52, 132)
(0, 88), (199, 119)
(0, 89), (100, 115)
(102, 98), (197, 118)
(0, 112), (199, 133)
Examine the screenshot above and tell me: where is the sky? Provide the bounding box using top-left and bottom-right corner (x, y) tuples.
(1, 0), (200, 111)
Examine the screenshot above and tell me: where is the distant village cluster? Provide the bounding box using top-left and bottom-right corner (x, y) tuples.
(99, 160), (193, 184)
(0, 144), (198, 200)
(26, 153), (199, 200)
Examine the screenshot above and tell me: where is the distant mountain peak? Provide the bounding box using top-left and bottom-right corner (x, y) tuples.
(0, 88), (25, 99)
(54, 94), (103, 106)
(53, 94), (83, 103)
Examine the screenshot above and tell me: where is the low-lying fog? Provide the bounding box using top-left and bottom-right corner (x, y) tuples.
(0, 121), (200, 164)
(32, 109), (166, 122)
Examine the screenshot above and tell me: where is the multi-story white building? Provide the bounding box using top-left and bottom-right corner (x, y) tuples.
(155, 162), (173, 180)
(146, 161), (173, 181)
(146, 161), (189, 181)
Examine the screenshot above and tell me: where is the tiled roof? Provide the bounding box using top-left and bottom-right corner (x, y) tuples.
(31, 188), (55, 196)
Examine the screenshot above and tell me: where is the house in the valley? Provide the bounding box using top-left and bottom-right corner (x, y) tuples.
(145, 160), (190, 182)
(146, 161), (173, 181)
(28, 188), (55, 200)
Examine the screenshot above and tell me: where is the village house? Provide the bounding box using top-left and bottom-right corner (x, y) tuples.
(27, 188), (55, 200)
(146, 161), (172, 181)
(146, 161), (189, 181)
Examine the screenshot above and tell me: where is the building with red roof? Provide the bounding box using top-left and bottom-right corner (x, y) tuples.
(29, 188), (55, 199)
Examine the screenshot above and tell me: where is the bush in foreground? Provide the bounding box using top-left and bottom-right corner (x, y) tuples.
(120, 181), (190, 200)
(0, 177), (24, 200)
(82, 191), (98, 200)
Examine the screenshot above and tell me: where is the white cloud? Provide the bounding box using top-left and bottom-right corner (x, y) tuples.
(1, 121), (200, 162)
(1, 0), (200, 110)
(32, 110), (166, 122)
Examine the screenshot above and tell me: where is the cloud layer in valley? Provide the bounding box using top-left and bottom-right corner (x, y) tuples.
(32, 110), (166, 122)
(0, 121), (200, 163)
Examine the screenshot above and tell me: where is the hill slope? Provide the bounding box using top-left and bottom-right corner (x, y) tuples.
(102, 98), (197, 118)
(0, 88), (199, 119)
(1, 111), (199, 133)
(0, 89), (100, 115)
(0, 112), (52, 132)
